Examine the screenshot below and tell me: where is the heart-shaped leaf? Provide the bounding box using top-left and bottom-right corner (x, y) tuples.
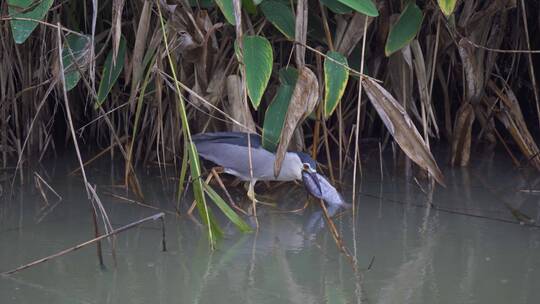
(8, 0), (53, 44)
(242, 35), (273, 109)
(324, 51), (349, 118)
(260, 0), (295, 40)
(437, 0), (457, 17)
(385, 2), (423, 56)
(262, 68), (298, 151)
(215, 0), (236, 25)
(62, 34), (91, 91)
(336, 0), (378, 17)
(96, 36), (126, 107)
(320, 0), (353, 14)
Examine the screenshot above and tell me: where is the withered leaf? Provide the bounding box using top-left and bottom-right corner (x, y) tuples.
(363, 78), (445, 186)
(274, 67), (319, 177)
(451, 103), (475, 167)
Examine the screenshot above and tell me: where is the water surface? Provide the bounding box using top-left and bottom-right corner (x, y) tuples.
(1, 151), (539, 303)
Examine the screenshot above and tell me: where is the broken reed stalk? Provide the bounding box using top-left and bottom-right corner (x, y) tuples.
(351, 17), (369, 216)
(318, 199), (357, 272)
(1, 213), (166, 276)
(56, 23), (107, 267)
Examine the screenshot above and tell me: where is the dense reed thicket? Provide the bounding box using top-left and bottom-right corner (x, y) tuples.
(1, 1), (540, 239)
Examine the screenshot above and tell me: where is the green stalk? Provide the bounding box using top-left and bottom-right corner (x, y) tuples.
(156, 3), (220, 248)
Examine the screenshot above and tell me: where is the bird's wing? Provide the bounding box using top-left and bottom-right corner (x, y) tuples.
(192, 132), (262, 149)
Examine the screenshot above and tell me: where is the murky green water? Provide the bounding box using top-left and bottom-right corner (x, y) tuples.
(1, 151), (539, 303)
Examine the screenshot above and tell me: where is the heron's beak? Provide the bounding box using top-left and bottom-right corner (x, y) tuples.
(301, 167), (323, 199)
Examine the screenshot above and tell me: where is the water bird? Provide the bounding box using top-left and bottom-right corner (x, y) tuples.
(192, 132), (348, 211)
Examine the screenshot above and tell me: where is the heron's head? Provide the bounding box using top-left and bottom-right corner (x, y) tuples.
(295, 152), (323, 199)
(295, 152), (317, 173)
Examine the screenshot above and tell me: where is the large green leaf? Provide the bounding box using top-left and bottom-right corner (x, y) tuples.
(437, 0), (457, 17)
(242, 35), (273, 109)
(320, 0), (353, 14)
(279, 67), (298, 86)
(324, 51), (349, 118)
(188, 0), (214, 8)
(96, 37), (126, 107)
(215, 0), (236, 25)
(8, 0), (53, 44)
(385, 2), (423, 56)
(62, 34), (91, 91)
(262, 68), (298, 152)
(260, 0), (295, 40)
(202, 183), (253, 233)
(242, 0), (258, 14)
(336, 0), (378, 17)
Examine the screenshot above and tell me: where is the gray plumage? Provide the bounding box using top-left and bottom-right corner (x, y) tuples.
(193, 132), (349, 212)
(193, 132), (304, 182)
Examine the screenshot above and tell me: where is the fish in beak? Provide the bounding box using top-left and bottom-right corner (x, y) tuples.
(302, 165), (351, 214)
(301, 164), (322, 198)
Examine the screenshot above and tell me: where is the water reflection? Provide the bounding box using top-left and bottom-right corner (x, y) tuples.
(0, 153), (539, 304)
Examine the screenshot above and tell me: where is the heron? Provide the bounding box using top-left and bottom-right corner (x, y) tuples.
(192, 132), (348, 212)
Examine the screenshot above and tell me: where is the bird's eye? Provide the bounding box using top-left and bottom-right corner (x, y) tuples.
(303, 163), (310, 170)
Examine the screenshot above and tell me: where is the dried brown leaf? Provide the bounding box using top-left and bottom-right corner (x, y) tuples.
(411, 40), (439, 138)
(451, 103), (475, 167)
(335, 13), (373, 57)
(363, 78), (445, 186)
(489, 82), (540, 170)
(225, 75), (256, 133)
(128, 0), (152, 109)
(458, 39), (484, 103)
(111, 0), (125, 64)
(274, 67), (319, 176)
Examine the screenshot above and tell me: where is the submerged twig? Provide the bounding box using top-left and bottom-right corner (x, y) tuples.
(1, 213), (166, 276)
(318, 199), (357, 272)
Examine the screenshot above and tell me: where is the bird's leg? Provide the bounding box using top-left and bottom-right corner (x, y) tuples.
(246, 180), (259, 229)
(244, 182), (277, 207)
(211, 167), (247, 215)
(246, 181), (257, 203)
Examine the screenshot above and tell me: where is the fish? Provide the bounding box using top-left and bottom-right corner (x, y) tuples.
(301, 171), (351, 214)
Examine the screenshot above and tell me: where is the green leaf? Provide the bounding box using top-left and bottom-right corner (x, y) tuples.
(320, 0), (353, 14)
(188, 0), (215, 8)
(279, 67), (298, 86)
(62, 34), (91, 91)
(437, 0), (457, 17)
(96, 37), (126, 107)
(215, 0), (236, 25)
(189, 142), (223, 247)
(8, 0), (53, 44)
(242, 0), (258, 14)
(262, 68), (298, 151)
(243, 35), (273, 109)
(324, 51), (349, 118)
(202, 183), (253, 233)
(385, 2), (423, 56)
(336, 0), (378, 17)
(260, 0), (295, 40)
